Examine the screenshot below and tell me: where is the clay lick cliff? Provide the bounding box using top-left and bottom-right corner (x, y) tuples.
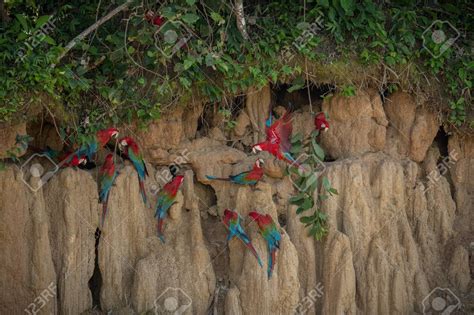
(0, 85), (472, 314)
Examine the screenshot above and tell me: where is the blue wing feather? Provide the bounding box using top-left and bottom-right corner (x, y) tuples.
(128, 148), (146, 180)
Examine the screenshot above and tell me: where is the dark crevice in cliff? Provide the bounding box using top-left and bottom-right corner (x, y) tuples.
(88, 228), (102, 310)
(229, 95), (246, 119)
(197, 103), (212, 134)
(197, 97), (246, 135)
(380, 85), (394, 102)
(278, 213), (287, 228)
(434, 127), (449, 157)
(195, 182), (229, 315)
(434, 127), (456, 200)
(272, 83), (334, 111)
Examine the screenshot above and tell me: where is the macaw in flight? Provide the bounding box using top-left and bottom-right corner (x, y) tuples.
(251, 110), (302, 169)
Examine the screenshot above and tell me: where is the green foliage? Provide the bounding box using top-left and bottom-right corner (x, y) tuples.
(341, 84), (356, 97)
(0, 0), (472, 128)
(289, 130), (338, 240)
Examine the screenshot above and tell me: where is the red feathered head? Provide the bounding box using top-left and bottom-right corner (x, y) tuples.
(170, 175), (184, 190)
(252, 142), (269, 154)
(249, 211), (262, 221)
(77, 156), (87, 165)
(118, 136), (135, 148)
(314, 112), (329, 132)
(223, 209), (238, 224)
(97, 128), (119, 146)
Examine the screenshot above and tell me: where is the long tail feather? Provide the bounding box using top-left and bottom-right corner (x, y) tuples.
(226, 230), (234, 242)
(100, 195), (109, 228)
(157, 219), (165, 243)
(267, 247), (276, 279)
(206, 175), (230, 181)
(237, 231), (263, 267)
(246, 241), (263, 267)
(138, 178), (147, 205)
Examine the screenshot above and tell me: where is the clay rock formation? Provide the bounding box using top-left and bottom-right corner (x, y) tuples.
(0, 167), (57, 315)
(0, 87), (472, 315)
(0, 122), (27, 158)
(132, 102), (204, 164)
(384, 91), (439, 162)
(319, 89), (388, 159)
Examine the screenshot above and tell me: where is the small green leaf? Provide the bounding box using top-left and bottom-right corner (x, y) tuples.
(183, 58), (195, 70)
(179, 77), (192, 88)
(289, 193), (305, 204)
(292, 132), (303, 143)
(43, 35), (56, 45)
(182, 13), (200, 25)
(322, 177), (331, 190)
(308, 225), (319, 237)
(318, 0), (329, 7)
(319, 194), (329, 200)
(296, 206), (304, 214)
(36, 15), (51, 28)
(16, 14), (28, 30)
(318, 211), (328, 220)
(205, 54), (215, 67)
(312, 139), (325, 161)
(210, 12), (224, 24)
(340, 0), (355, 15)
(300, 215), (315, 224)
(186, 0), (197, 5)
(329, 188), (338, 195)
(301, 197), (314, 210)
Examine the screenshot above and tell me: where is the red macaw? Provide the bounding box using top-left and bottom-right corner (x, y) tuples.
(118, 136), (148, 205)
(206, 158), (264, 185)
(69, 128), (119, 162)
(98, 154), (118, 227)
(249, 211), (281, 279)
(251, 111), (301, 168)
(61, 154), (87, 167)
(155, 175), (185, 243)
(314, 112), (329, 132)
(35, 146), (87, 168)
(223, 209), (263, 267)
